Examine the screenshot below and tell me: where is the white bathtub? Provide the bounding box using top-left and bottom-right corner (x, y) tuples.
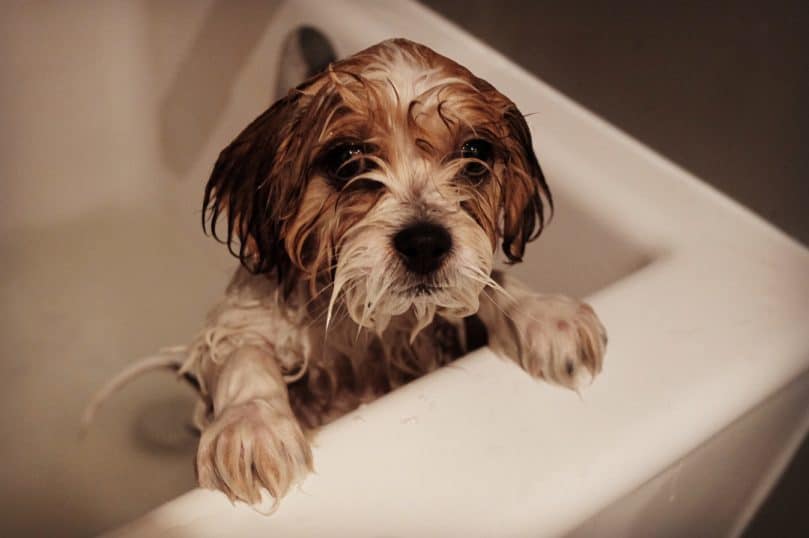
(2, 1), (808, 536)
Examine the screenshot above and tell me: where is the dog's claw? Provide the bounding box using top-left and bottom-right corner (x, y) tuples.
(196, 400), (312, 506)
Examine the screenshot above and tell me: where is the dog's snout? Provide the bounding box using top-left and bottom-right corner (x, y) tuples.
(393, 222), (452, 274)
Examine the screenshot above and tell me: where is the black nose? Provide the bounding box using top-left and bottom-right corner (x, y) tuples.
(393, 222), (453, 274)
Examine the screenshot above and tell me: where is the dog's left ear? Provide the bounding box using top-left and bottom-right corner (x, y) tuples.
(499, 103), (553, 263)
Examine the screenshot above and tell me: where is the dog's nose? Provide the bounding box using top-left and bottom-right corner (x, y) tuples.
(393, 222), (453, 274)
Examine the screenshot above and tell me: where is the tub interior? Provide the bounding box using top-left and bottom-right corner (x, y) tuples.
(0, 2), (652, 535)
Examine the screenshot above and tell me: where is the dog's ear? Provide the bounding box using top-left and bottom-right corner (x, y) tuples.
(202, 92), (308, 285)
(499, 103), (553, 263)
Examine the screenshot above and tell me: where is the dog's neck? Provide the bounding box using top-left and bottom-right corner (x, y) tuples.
(221, 266), (477, 428)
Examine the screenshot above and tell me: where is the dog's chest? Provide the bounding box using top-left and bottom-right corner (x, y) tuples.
(287, 315), (467, 429)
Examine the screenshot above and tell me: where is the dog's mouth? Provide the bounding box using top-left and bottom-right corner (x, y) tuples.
(399, 283), (443, 297)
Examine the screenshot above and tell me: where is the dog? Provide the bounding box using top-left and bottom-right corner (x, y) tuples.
(84, 38), (606, 509)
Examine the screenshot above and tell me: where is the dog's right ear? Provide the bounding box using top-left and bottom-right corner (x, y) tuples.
(499, 102), (553, 263)
(202, 92), (308, 282)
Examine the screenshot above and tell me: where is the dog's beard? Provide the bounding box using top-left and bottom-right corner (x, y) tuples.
(326, 212), (495, 340)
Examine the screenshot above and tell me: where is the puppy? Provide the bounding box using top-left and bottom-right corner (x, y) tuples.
(84, 38), (606, 509)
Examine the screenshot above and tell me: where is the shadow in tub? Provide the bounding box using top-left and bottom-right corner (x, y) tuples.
(505, 190), (654, 298)
(132, 395), (199, 455)
(150, 0), (285, 176)
(0, 207), (229, 536)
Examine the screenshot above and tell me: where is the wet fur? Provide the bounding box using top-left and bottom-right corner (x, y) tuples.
(85, 39), (606, 508)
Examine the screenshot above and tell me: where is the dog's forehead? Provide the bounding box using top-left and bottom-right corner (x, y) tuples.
(307, 40), (503, 147)
(363, 41), (465, 101)
(365, 42), (487, 120)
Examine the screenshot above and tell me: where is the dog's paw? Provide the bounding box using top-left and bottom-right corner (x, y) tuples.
(195, 399), (312, 506)
(507, 294), (607, 390)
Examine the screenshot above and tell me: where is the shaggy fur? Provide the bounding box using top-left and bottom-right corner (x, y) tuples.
(84, 39), (606, 509)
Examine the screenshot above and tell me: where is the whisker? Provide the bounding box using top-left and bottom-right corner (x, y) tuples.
(480, 287), (511, 321)
(301, 280), (335, 310)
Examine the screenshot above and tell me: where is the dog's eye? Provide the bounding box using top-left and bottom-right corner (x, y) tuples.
(324, 143), (370, 184)
(460, 139), (493, 180)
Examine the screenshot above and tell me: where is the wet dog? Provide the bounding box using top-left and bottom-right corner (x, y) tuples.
(84, 38), (606, 508)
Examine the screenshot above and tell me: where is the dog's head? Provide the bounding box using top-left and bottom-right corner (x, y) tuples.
(203, 39), (551, 333)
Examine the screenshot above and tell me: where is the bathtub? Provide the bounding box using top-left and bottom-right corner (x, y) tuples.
(2, 1), (808, 536)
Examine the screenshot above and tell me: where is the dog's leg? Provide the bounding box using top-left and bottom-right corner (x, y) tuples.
(195, 345), (312, 506)
(477, 271), (607, 390)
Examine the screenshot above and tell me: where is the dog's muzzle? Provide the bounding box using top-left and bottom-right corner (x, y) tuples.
(393, 222), (452, 275)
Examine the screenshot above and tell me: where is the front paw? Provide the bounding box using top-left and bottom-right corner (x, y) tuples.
(196, 399), (313, 506)
(507, 295), (607, 390)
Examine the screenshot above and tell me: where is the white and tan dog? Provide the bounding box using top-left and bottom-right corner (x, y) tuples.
(85, 38), (606, 509)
